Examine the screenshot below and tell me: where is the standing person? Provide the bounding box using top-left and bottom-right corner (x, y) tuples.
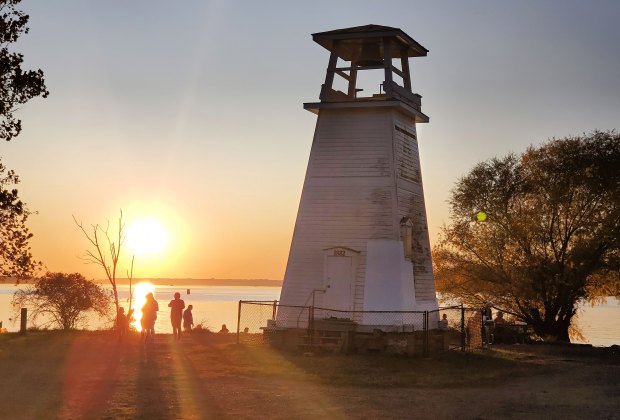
(126, 309), (135, 331)
(141, 292), (159, 342)
(168, 292), (185, 340)
(438, 313), (449, 331)
(140, 306), (148, 339)
(183, 305), (194, 333)
(116, 307), (129, 340)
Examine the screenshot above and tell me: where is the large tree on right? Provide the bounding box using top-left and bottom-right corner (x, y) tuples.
(434, 131), (620, 342)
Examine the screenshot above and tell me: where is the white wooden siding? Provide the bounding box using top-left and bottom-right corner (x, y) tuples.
(279, 105), (437, 318)
(393, 116), (436, 301)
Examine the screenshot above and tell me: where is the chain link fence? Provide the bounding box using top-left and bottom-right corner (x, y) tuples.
(237, 301), (487, 354)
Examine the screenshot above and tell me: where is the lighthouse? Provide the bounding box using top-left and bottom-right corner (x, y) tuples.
(278, 25), (438, 328)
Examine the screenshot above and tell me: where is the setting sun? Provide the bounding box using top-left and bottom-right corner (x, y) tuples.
(126, 218), (170, 257)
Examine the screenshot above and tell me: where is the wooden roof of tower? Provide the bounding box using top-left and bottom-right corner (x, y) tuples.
(312, 24), (428, 60)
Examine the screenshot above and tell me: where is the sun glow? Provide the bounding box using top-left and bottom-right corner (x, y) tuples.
(126, 218), (170, 257)
(131, 281), (156, 331)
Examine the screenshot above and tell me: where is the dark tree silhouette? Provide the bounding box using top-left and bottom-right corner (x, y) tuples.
(0, 159), (39, 278)
(434, 131), (620, 342)
(12, 272), (110, 330)
(0, 0), (48, 279)
(1, 0), (49, 141)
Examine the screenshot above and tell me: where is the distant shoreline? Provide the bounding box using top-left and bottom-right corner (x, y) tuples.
(1, 278), (283, 287)
(128, 278), (283, 287)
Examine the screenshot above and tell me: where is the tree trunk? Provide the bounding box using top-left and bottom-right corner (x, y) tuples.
(112, 285), (119, 324)
(532, 318), (572, 342)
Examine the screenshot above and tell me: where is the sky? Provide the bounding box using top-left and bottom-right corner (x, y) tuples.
(3, 0), (619, 281)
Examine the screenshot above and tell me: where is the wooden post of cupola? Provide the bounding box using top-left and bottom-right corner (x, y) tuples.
(383, 37), (393, 87)
(320, 42), (340, 101)
(400, 45), (412, 91)
(278, 25), (439, 331)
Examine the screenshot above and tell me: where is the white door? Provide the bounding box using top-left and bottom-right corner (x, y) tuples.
(324, 256), (353, 313)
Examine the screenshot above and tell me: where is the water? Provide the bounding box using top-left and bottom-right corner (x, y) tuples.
(1, 283), (618, 346)
(572, 298), (620, 347)
(0, 283), (280, 335)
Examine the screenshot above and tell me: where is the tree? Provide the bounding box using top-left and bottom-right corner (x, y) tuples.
(12, 272), (110, 330)
(0, 159), (39, 278)
(1, 0), (49, 141)
(74, 210), (133, 324)
(434, 131), (620, 342)
(0, 0), (47, 279)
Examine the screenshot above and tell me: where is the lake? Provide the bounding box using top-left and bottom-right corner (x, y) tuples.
(1, 283), (618, 346)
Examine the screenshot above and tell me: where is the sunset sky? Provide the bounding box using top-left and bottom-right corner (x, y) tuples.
(4, 1), (619, 280)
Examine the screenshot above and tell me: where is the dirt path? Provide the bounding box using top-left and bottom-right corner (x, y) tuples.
(135, 334), (620, 419)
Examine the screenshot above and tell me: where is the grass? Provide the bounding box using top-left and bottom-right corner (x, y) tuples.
(0, 331), (618, 419)
(232, 346), (542, 388)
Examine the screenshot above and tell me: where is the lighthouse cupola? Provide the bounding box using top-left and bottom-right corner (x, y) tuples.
(305, 24), (429, 123)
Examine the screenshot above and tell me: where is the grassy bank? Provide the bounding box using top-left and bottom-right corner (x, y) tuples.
(0, 331), (618, 419)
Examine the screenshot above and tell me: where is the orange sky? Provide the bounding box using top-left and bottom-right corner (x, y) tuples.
(5, 1), (619, 281)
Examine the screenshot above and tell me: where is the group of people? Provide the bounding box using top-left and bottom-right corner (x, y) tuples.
(167, 292), (194, 340)
(470, 305), (511, 346)
(116, 291), (194, 341)
(436, 304), (513, 348)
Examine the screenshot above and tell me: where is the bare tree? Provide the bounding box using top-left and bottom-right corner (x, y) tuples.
(74, 210), (129, 322)
(127, 255), (134, 320)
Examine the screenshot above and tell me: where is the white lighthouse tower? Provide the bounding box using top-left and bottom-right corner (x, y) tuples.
(278, 25), (438, 328)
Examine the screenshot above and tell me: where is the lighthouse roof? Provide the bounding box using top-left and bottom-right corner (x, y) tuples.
(312, 24), (428, 59)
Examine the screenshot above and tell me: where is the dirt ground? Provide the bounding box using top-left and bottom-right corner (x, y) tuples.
(0, 331), (618, 419)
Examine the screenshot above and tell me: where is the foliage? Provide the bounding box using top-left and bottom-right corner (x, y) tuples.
(12, 272), (110, 330)
(192, 321), (212, 333)
(434, 131), (620, 342)
(0, 1), (46, 279)
(0, 158), (39, 278)
(1, 0), (49, 141)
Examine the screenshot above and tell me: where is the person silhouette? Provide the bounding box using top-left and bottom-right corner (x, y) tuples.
(438, 313), (449, 331)
(219, 324), (229, 333)
(494, 311), (507, 324)
(168, 292), (185, 340)
(183, 305), (194, 332)
(126, 308), (135, 330)
(141, 292), (159, 342)
(116, 307), (129, 339)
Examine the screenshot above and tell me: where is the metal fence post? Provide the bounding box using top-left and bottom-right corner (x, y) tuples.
(272, 300), (277, 320)
(237, 301), (242, 344)
(20, 308), (27, 333)
(308, 304), (314, 351)
(423, 311), (429, 357)
(460, 304), (465, 352)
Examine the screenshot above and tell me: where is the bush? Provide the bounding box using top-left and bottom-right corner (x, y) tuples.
(12, 272), (111, 330)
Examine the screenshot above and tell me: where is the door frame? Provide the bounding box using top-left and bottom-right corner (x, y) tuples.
(321, 246), (360, 315)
